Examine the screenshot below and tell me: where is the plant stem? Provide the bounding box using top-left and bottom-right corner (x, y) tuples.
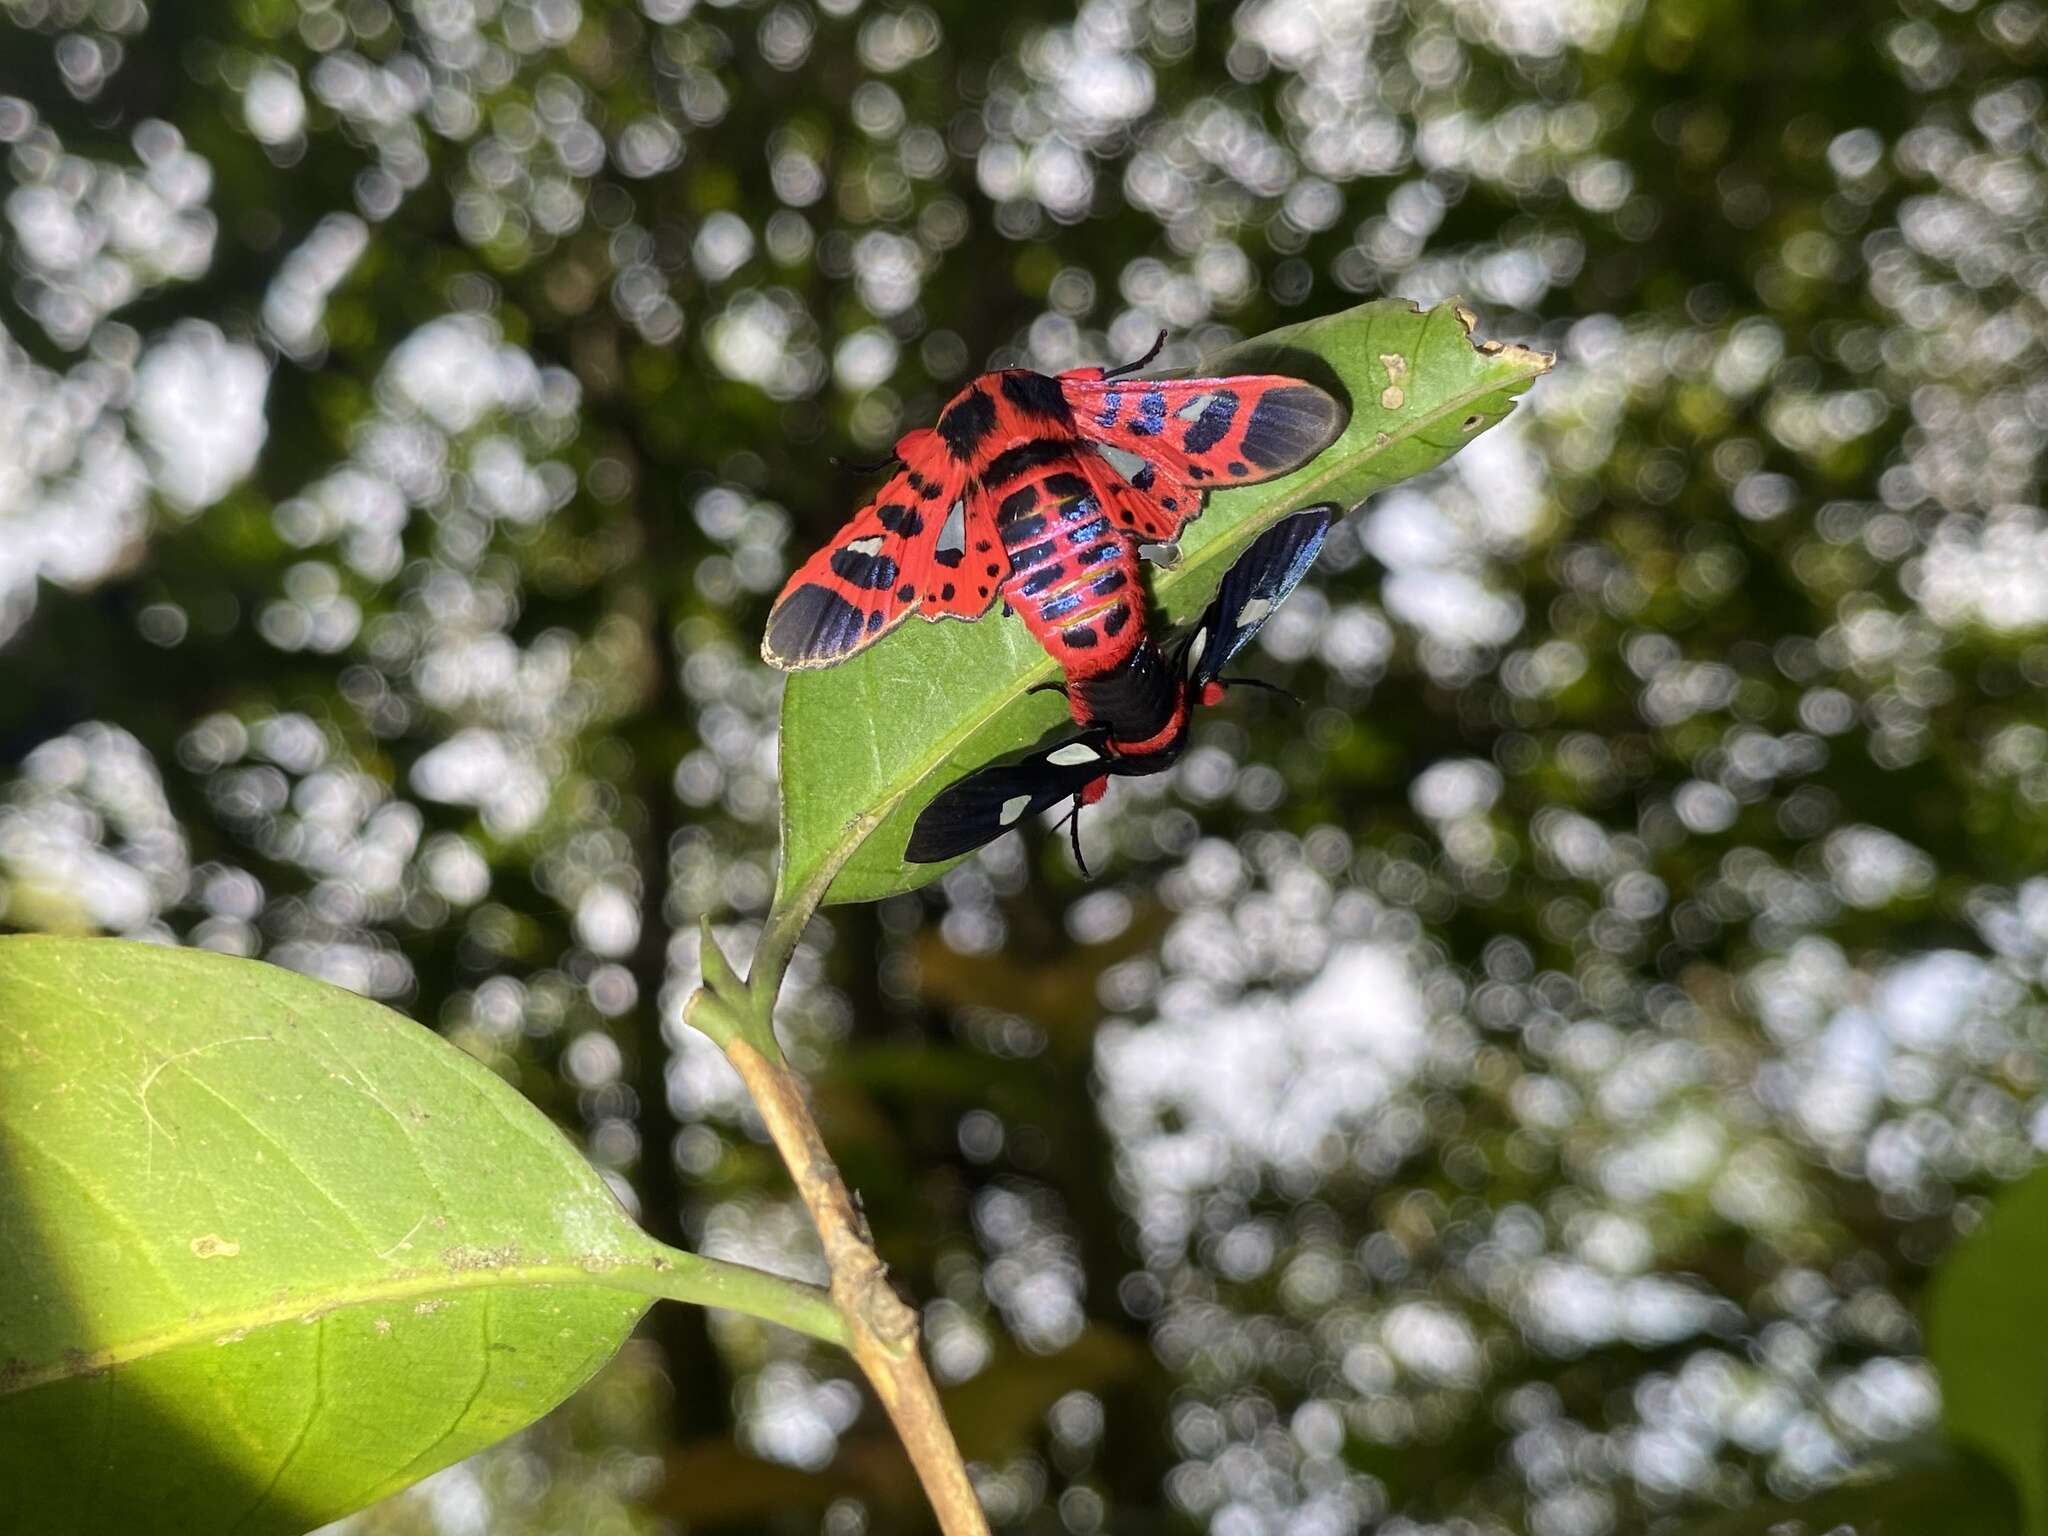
(687, 906), (990, 1536)
(629, 1247), (851, 1350)
(722, 1035), (989, 1533)
(747, 891), (817, 1012)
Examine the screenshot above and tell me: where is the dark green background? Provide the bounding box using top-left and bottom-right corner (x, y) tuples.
(3, 0), (2044, 1530)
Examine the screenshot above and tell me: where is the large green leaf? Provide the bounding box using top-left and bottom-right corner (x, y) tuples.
(775, 298), (1552, 908)
(0, 937), (836, 1536)
(1929, 1164), (2048, 1535)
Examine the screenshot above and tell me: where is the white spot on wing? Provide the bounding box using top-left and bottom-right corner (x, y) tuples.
(1095, 443), (1148, 483)
(1138, 541), (1181, 569)
(1185, 628), (1209, 671)
(1046, 742), (1100, 766)
(1236, 596), (1274, 629)
(938, 499), (966, 554)
(1174, 391), (1217, 422)
(846, 535), (885, 556)
(998, 794), (1032, 826)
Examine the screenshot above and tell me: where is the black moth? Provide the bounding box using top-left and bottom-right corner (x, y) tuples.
(905, 504), (1337, 869)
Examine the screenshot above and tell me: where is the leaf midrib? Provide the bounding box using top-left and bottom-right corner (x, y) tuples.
(785, 347), (1543, 902)
(0, 1256), (659, 1398)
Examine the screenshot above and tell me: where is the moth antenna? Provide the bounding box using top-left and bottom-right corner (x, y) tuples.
(1220, 675), (1301, 707)
(1050, 800), (1091, 878)
(1103, 328), (1169, 381)
(829, 452), (899, 475)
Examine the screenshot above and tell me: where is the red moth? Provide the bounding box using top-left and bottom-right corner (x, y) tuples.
(760, 333), (1345, 709)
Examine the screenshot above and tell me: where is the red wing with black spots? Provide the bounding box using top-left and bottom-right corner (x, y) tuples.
(764, 344), (1347, 674)
(1060, 372), (1346, 541)
(762, 441), (991, 670)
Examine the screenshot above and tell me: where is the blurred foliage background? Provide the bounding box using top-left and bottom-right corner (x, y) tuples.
(3, 0), (2047, 1531)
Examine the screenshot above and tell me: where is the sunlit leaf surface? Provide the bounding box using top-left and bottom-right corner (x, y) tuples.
(778, 299), (1551, 907)
(0, 937), (657, 1536)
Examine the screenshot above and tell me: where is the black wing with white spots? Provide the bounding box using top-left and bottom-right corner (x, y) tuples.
(904, 733), (1118, 864)
(1180, 505), (1336, 684)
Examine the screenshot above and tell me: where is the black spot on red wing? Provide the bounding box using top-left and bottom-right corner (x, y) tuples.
(935, 546), (964, 568)
(877, 503), (925, 536)
(765, 583), (868, 662)
(1101, 602), (1131, 637)
(983, 438), (1076, 487)
(1162, 496), (1178, 511)
(1240, 384), (1343, 469)
(941, 583), (956, 600)
(896, 584), (915, 602)
(985, 562), (1000, 577)
(1188, 465), (1211, 481)
(1019, 562), (1065, 596)
(975, 540), (991, 552)
(830, 547), (902, 589)
(1043, 471), (1090, 499)
(978, 585), (990, 596)
(1003, 513), (1048, 542)
(999, 485), (1040, 522)
(938, 387), (998, 461)
(1181, 389), (1241, 454)
(866, 609), (885, 632)
(1227, 461), (1247, 477)
(999, 370), (1074, 423)
(1061, 623), (1100, 649)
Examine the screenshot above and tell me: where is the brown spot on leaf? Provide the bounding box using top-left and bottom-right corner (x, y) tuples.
(1379, 352), (1408, 411)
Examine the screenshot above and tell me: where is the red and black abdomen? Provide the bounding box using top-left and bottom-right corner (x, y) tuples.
(989, 459), (1140, 679)
(945, 370), (1183, 750)
(983, 453), (1183, 751)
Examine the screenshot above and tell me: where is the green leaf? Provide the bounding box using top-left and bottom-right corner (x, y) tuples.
(0, 937), (841, 1536)
(1678, 1440), (2021, 1536)
(775, 298), (1552, 908)
(1930, 1164), (2048, 1535)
